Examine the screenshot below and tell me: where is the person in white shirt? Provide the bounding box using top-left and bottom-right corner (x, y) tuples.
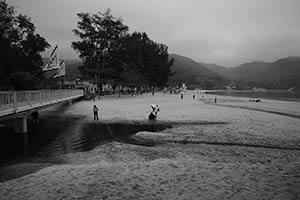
(148, 104), (159, 121)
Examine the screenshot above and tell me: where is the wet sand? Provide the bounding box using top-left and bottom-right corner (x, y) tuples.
(0, 92), (300, 199)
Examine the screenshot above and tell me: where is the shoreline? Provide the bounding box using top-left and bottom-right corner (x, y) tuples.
(207, 101), (300, 119)
(207, 90), (300, 102)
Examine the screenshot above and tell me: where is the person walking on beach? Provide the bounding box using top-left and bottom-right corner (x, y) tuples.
(180, 91), (184, 100)
(93, 105), (99, 120)
(214, 96), (217, 103)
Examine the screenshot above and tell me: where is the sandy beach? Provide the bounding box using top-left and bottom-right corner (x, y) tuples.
(0, 92), (300, 200)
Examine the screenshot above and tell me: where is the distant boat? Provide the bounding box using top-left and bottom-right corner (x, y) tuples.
(287, 87), (296, 92)
(252, 87), (267, 91)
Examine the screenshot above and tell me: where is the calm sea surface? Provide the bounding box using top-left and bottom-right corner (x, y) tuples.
(210, 91), (300, 102)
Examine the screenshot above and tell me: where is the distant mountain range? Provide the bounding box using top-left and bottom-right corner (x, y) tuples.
(199, 63), (232, 79)
(170, 54), (216, 77)
(201, 56), (300, 90)
(42, 55), (300, 90)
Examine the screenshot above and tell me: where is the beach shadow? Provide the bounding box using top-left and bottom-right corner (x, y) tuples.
(0, 162), (53, 182)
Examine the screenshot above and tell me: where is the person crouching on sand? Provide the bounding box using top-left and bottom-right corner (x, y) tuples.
(93, 105), (99, 120)
(148, 104), (159, 121)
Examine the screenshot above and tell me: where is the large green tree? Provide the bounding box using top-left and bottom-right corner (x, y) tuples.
(72, 9), (174, 92)
(119, 32), (174, 87)
(142, 39), (174, 86)
(0, 0), (49, 90)
(117, 32), (146, 87)
(72, 9), (128, 93)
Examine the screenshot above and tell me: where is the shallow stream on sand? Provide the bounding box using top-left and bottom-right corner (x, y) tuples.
(0, 116), (177, 162)
(36, 121), (172, 156)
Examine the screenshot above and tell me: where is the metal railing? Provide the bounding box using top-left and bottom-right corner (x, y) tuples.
(0, 89), (83, 117)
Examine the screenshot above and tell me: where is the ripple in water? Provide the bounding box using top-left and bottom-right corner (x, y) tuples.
(37, 122), (171, 156)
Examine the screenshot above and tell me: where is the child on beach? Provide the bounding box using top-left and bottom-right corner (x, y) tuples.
(148, 104), (159, 121)
(93, 105), (99, 120)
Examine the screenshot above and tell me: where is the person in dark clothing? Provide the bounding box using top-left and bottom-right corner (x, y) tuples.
(180, 90), (184, 100)
(93, 105), (99, 120)
(32, 111), (39, 122)
(31, 111), (39, 132)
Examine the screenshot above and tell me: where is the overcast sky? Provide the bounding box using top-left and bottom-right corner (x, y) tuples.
(9, 0), (300, 67)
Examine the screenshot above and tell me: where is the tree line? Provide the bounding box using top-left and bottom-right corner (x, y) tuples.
(0, 0), (49, 90)
(0, 0), (174, 91)
(72, 9), (174, 93)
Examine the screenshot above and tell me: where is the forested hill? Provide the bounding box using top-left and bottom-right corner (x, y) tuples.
(232, 57), (300, 82)
(169, 54), (228, 89)
(64, 60), (83, 80)
(200, 62), (232, 79)
(43, 55), (300, 90)
(201, 56), (300, 90)
(170, 54), (216, 77)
